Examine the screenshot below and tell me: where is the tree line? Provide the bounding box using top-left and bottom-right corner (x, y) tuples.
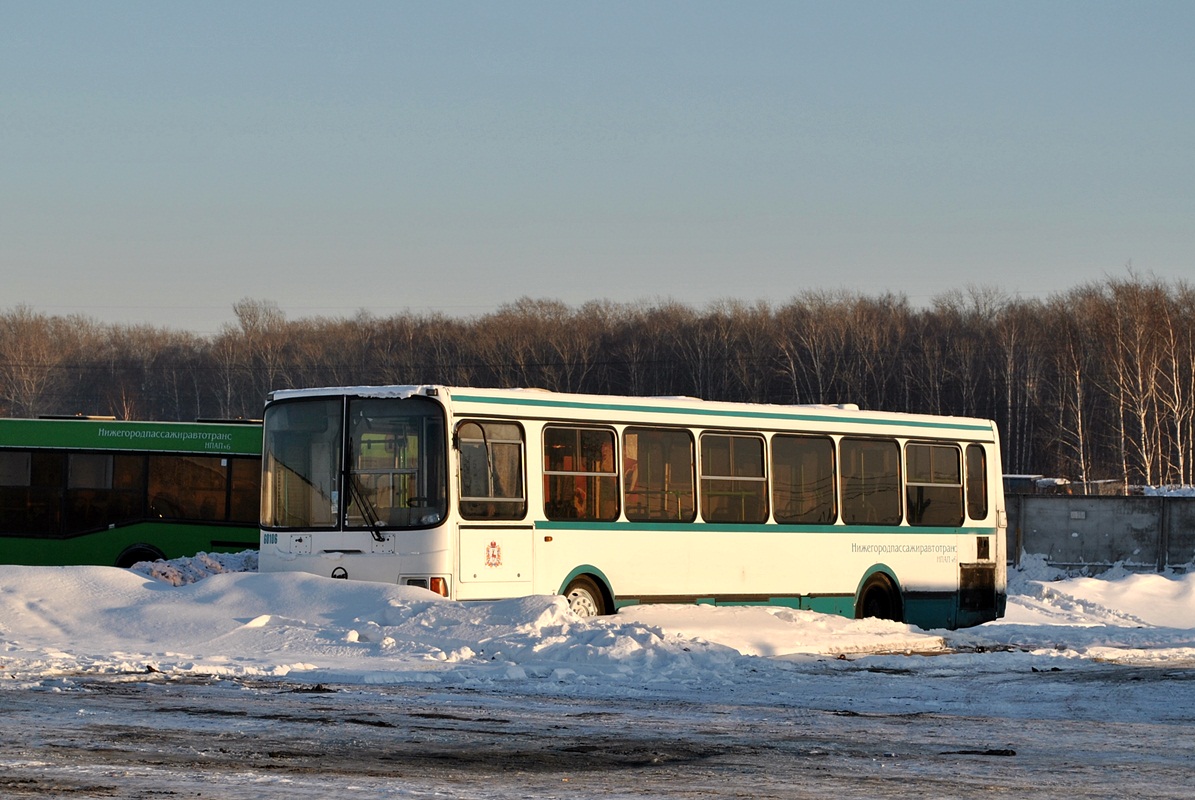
(3, 274), (1193, 489)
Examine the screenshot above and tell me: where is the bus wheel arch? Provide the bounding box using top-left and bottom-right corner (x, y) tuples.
(855, 567), (904, 623)
(560, 568), (613, 617)
(115, 544), (167, 569)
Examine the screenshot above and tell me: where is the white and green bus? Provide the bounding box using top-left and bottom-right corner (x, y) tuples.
(259, 386), (1007, 629)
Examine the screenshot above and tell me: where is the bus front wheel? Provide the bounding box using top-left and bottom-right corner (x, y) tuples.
(564, 576), (608, 617)
(856, 573), (903, 622)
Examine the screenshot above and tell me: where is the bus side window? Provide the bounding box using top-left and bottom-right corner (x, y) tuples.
(840, 438), (901, 525)
(149, 455), (227, 521)
(0, 451), (37, 535)
(458, 421), (526, 520)
(543, 427), (619, 522)
(700, 433), (767, 524)
(906, 443), (963, 527)
(772, 435), (836, 524)
(966, 444), (988, 520)
(229, 457), (262, 523)
(623, 428), (695, 523)
(65, 454), (145, 535)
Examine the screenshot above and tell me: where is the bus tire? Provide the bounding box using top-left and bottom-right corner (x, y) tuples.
(856, 573), (903, 622)
(116, 545), (166, 569)
(564, 575), (608, 617)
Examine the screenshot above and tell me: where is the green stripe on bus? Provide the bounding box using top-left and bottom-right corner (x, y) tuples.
(451, 393), (993, 433)
(0, 418), (261, 454)
(536, 520), (995, 535)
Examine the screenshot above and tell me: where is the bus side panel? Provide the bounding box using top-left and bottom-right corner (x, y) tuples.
(532, 524), (971, 629)
(455, 525), (534, 600)
(0, 521), (258, 568)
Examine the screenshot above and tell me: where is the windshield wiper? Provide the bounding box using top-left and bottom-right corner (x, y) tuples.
(348, 474), (387, 542)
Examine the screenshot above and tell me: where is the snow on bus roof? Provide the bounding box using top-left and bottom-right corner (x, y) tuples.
(265, 386), (990, 428)
(269, 385), (430, 400)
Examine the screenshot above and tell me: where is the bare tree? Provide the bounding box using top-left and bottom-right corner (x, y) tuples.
(1103, 277), (1166, 486)
(0, 305), (77, 416)
(1155, 282), (1195, 484)
(774, 292), (852, 405)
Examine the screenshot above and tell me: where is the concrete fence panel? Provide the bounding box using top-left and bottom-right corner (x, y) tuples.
(1007, 495), (1195, 573)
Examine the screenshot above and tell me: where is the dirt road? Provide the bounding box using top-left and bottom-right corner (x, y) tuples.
(3, 663), (1194, 798)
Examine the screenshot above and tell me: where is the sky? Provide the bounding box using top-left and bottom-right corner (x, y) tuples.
(3, 1), (1193, 335)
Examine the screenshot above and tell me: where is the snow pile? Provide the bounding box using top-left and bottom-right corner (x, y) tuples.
(1143, 485), (1195, 497)
(0, 568), (771, 686)
(130, 550), (258, 585)
(3, 556), (1195, 689)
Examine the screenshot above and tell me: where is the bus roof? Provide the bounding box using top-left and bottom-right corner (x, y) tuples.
(0, 417), (262, 456)
(267, 385), (999, 439)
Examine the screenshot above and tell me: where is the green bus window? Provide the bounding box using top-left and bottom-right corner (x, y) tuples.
(840, 438), (901, 526)
(906, 443), (964, 527)
(26, 452), (65, 536)
(0, 451), (34, 535)
(543, 427), (619, 522)
(229, 457), (262, 524)
(966, 444), (988, 520)
(1, 452), (67, 536)
(772, 435), (836, 524)
(0, 451), (31, 486)
(149, 455), (228, 521)
(68, 453), (112, 490)
(700, 433), (767, 524)
(65, 454), (145, 535)
(458, 421), (526, 521)
(623, 428), (695, 523)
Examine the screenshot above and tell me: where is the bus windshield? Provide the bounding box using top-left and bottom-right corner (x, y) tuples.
(262, 395), (447, 530)
(346, 397), (446, 529)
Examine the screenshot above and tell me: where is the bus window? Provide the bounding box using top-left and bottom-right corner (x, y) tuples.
(65, 454), (144, 534)
(966, 444), (988, 520)
(906, 443), (963, 527)
(68, 453), (112, 490)
(623, 428), (695, 523)
(229, 457), (262, 524)
(21, 452), (65, 535)
(841, 438), (901, 525)
(772, 435), (836, 524)
(0, 451), (36, 535)
(346, 397), (447, 529)
(458, 421), (526, 520)
(262, 397), (343, 529)
(543, 427), (619, 521)
(700, 433), (767, 523)
(0, 451), (31, 486)
(149, 455), (228, 521)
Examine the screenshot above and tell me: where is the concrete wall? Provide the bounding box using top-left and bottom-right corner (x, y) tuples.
(1006, 495), (1195, 573)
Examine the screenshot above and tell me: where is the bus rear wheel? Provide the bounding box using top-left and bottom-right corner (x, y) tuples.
(116, 545), (166, 569)
(564, 576), (607, 617)
(856, 573), (902, 622)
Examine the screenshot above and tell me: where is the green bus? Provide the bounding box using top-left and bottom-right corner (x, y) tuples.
(0, 417), (261, 567)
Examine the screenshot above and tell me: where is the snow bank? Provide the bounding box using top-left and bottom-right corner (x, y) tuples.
(1143, 484), (1195, 497)
(130, 550), (258, 585)
(3, 553), (1195, 689)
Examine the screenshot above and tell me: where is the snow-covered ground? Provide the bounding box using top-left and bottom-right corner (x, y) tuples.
(3, 551), (1193, 683)
(3, 553), (1195, 797)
